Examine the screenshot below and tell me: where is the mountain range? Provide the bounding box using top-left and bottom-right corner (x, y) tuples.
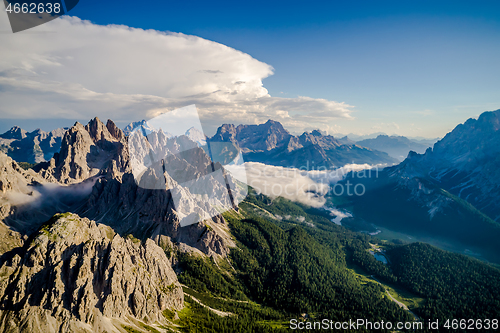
(1, 111), (500, 331)
(209, 120), (398, 168)
(0, 126), (67, 164)
(356, 135), (432, 161)
(339, 131), (439, 144)
(6, 120), (440, 169)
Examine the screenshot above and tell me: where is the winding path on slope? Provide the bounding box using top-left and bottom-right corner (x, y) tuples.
(371, 276), (420, 321)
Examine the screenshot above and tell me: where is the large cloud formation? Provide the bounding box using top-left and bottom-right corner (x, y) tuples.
(0, 15), (352, 133)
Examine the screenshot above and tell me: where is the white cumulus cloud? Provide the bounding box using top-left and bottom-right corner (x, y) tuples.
(0, 15), (353, 133)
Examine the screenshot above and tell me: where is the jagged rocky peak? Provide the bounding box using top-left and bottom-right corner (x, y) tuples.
(310, 129), (322, 136)
(400, 109), (500, 171)
(37, 118), (129, 184)
(85, 117), (124, 144)
(0, 126), (27, 140)
(185, 126), (207, 146)
(263, 119), (286, 129)
(428, 110), (500, 167)
(259, 119), (290, 136)
(105, 119), (125, 142)
(211, 123), (237, 142)
(209, 119), (397, 167)
(211, 119), (292, 152)
(82, 170), (237, 258)
(298, 130), (341, 149)
(123, 119), (156, 136)
(28, 117), (237, 259)
(390, 109), (500, 222)
(0, 213), (183, 333)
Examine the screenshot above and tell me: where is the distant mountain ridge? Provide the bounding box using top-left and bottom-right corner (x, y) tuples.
(0, 126), (67, 163)
(337, 132), (439, 144)
(210, 119), (398, 168)
(357, 134), (432, 161)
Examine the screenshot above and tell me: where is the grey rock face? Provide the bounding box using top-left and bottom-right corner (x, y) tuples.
(123, 120), (156, 137)
(0, 213), (183, 333)
(211, 120), (291, 153)
(79, 165), (236, 258)
(0, 126), (27, 140)
(0, 152), (42, 196)
(341, 110), (500, 263)
(0, 118), (241, 331)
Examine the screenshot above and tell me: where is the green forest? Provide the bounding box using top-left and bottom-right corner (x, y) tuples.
(169, 189), (500, 332)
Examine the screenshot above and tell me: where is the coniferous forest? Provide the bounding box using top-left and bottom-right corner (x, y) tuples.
(173, 189), (500, 332)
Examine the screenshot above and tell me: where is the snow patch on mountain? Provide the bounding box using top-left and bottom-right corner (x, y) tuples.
(185, 127), (207, 147)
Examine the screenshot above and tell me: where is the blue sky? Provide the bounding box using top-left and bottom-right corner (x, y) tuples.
(1, 0), (500, 137)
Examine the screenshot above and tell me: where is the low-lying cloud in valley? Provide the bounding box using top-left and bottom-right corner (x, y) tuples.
(0, 15), (352, 134)
(229, 162), (382, 208)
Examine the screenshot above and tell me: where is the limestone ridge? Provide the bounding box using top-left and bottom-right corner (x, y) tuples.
(123, 120), (156, 137)
(0, 119), (128, 236)
(0, 118), (241, 332)
(34, 117), (235, 257)
(340, 110), (500, 263)
(0, 152), (42, 200)
(0, 213), (183, 333)
(0, 151), (96, 237)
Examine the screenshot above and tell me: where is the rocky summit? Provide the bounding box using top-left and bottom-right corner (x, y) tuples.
(36, 118), (129, 185)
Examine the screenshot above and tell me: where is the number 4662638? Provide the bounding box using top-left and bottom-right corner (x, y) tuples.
(5, 2), (61, 14)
